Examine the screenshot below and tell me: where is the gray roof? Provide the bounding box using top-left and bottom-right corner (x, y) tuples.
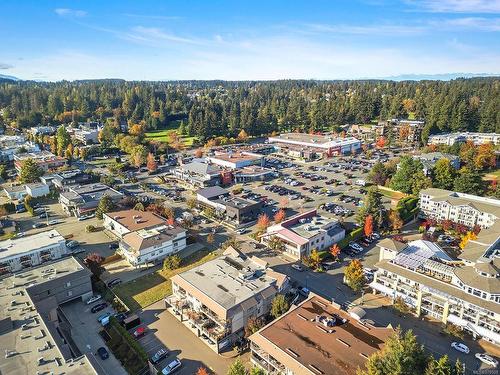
(181, 161), (221, 175)
(197, 185), (229, 199)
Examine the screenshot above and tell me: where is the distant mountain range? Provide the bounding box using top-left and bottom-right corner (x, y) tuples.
(0, 73), (498, 82)
(376, 73), (499, 81)
(0, 74), (19, 81)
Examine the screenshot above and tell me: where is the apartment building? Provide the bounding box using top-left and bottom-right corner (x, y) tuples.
(412, 152), (460, 176)
(71, 124), (100, 145)
(428, 132), (500, 146)
(120, 224), (186, 266)
(41, 169), (95, 190)
(103, 209), (167, 238)
(371, 237), (500, 346)
(0, 135), (39, 161)
(261, 209), (345, 260)
(59, 183), (123, 217)
(0, 229), (68, 275)
(380, 119), (425, 145)
(249, 294), (393, 375)
(14, 151), (67, 173)
(168, 247), (288, 353)
(0, 257), (97, 375)
(419, 188), (500, 229)
(173, 161), (223, 187)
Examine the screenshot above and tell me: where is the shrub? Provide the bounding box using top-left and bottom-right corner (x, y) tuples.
(163, 255), (182, 270)
(338, 227), (364, 249)
(85, 224), (97, 233)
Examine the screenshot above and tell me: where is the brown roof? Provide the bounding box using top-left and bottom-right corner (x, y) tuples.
(122, 225), (185, 252)
(105, 209), (166, 232)
(454, 265), (500, 294)
(250, 295), (393, 375)
(378, 238), (408, 252)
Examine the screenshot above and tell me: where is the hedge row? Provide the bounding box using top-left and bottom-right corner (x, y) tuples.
(338, 227), (364, 249)
(108, 317), (149, 362)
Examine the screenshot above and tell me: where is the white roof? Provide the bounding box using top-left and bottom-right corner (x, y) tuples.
(393, 240), (452, 269)
(0, 230), (64, 260)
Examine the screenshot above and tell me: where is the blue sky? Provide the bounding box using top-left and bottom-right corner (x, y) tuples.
(0, 0), (499, 81)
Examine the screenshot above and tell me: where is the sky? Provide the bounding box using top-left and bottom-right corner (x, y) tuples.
(0, 0), (499, 81)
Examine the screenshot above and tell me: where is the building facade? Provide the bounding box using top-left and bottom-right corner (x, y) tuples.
(0, 229), (68, 275)
(419, 188), (500, 229)
(168, 248), (288, 353)
(119, 224), (187, 266)
(173, 161), (222, 187)
(59, 183), (123, 217)
(428, 132), (500, 146)
(261, 209), (345, 260)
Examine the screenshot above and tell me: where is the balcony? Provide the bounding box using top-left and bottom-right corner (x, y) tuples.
(200, 305), (229, 328)
(251, 343), (286, 374)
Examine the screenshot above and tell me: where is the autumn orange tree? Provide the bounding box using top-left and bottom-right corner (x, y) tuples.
(256, 213), (270, 233)
(475, 142), (496, 170)
(330, 244), (341, 260)
(274, 209), (286, 223)
(459, 231), (477, 250)
(376, 136), (386, 148)
(146, 153), (157, 172)
(237, 129), (249, 141)
(344, 259), (366, 292)
(196, 367), (209, 375)
(194, 148), (203, 158)
(388, 209), (403, 232)
(364, 215), (374, 238)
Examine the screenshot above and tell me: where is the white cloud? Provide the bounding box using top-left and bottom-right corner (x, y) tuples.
(305, 23), (427, 35)
(407, 0), (500, 13)
(440, 17), (500, 31)
(0, 63), (13, 70)
(54, 8), (87, 17)
(123, 26), (204, 46)
(121, 13), (181, 20)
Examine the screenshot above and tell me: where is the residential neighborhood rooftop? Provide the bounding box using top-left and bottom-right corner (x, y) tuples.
(0, 229), (64, 259)
(104, 209), (166, 232)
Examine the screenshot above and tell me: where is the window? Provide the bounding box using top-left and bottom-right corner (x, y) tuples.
(66, 282), (71, 287)
(67, 290), (72, 297)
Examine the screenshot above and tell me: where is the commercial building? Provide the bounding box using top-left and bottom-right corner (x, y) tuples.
(13, 151), (67, 173)
(0, 229), (68, 275)
(71, 125), (100, 145)
(196, 186), (263, 225)
(120, 224), (186, 266)
(41, 169), (95, 190)
(168, 247), (289, 353)
(261, 209), (345, 260)
(233, 166), (276, 183)
(173, 161), (223, 187)
(371, 236), (500, 346)
(0, 135), (40, 161)
(29, 125), (56, 136)
(3, 183), (49, 200)
(428, 132), (500, 146)
(0, 257), (97, 375)
(207, 151), (264, 170)
(268, 133), (361, 160)
(59, 183), (123, 217)
(380, 119), (425, 145)
(419, 188), (500, 229)
(249, 294), (393, 375)
(103, 209), (167, 238)
(411, 152), (460, 176)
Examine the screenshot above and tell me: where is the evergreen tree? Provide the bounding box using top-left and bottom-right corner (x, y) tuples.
(19, 158), (43, 183)
(432, 159), (457, 190)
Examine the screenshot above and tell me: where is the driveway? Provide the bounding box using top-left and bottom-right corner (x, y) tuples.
(61, 300), (128, 375)
(138, 300), (243, 374)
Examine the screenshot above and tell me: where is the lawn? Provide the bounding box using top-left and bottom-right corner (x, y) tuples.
(378, 186), (407, 200)
(144, 120), (197, 147)
(113, 250), (216, 312)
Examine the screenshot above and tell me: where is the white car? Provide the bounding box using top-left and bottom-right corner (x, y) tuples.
(48, 219), (63, 225)
(451, 342), (470, 354)
(86, 294), (102, 305)
(162, 359), (182, 374)
(370, 232), (380, 240)
(235, 228), (247, 235)
(475, 353), (498, 367)
(66, 240), (79, 249)
(291, 264), (303, 272)
(349, 242), (363, 252)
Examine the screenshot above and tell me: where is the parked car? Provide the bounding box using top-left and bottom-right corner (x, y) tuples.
(162, 359), (182, 374)
(32, 222), (46, 229)
(97, 347), (109, 360)
(150, 348), (169, 364)
(133, 326), (146, 338)
(349, 242), (363, 252)
(298, 287), (310, 297)
(475, 353), (498, 367)
(451, 342), (470, 354)
(291, 264), (303, 272)
(86, 294), (102, 305)
(235, 228), (247, 235)
(48, 219), (62, 225)
(107, 278), (122, 288)
(66, 240), (79, 249)
(91, 303), (108, 313)
(97, 312), (112, 323)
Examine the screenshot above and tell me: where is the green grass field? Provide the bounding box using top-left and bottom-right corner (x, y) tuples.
(113, 250), (216, 312)
(144, 120), (197, 147)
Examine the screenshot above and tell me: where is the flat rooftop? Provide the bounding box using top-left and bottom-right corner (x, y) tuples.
(0, 229), (64, 260)
(210, 151), (262, 163)
(216, 196), (259, 209)
(172, 253), (279, 312)
(0, 257), (95, 375)
(288, 215), (339, 240)
(250, 295), (393, 375)
(105, 209), (166, 232)
(269, 133), (360, 148)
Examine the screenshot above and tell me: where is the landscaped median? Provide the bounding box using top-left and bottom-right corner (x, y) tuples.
(113, 250), (216, 312)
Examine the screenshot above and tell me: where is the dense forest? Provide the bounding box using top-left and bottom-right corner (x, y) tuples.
(0, 78), (498, 143)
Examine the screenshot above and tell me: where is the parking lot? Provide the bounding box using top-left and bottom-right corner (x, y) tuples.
(61, 299), (127, 375)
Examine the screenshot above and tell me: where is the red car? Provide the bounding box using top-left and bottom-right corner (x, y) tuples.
(133, 327), (145, 338)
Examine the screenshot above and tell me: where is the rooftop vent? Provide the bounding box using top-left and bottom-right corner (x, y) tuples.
(217, 284), (229, 292)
